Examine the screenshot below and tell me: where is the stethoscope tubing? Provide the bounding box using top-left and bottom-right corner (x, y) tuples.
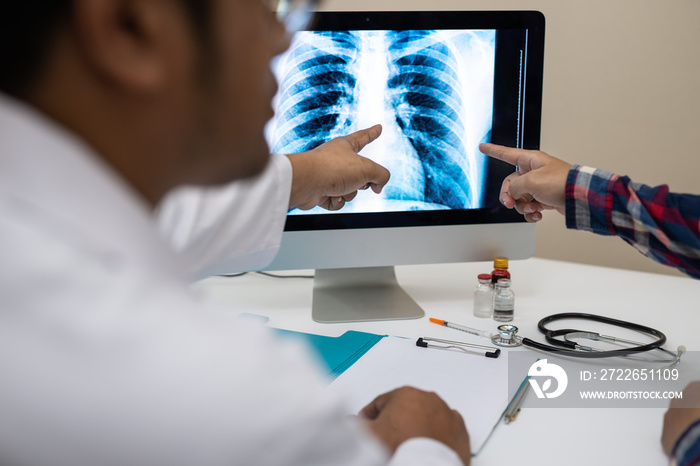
(526, 312), (667, 359)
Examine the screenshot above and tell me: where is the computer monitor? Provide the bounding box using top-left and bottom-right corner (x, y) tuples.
(263, 10), (544, 323)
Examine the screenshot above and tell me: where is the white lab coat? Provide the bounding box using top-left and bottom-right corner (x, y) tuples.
(156, 155), (292, 279)
(0, 93), (463, 466)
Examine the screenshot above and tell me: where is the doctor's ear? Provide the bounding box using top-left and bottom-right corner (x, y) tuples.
(70, 0), (197, 94)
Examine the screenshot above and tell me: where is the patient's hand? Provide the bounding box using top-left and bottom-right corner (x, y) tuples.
(661, 381), (700, 455)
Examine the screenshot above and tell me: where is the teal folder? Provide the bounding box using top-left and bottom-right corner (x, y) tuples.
(273, 329), (385, 379)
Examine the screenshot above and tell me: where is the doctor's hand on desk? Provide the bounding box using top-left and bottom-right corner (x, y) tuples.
(359, 386), (471, 465)
(286, 124), (391, 211)
(662, 381), (700, 459)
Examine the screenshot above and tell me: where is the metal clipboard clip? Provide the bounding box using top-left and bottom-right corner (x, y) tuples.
(416, 337), (501, 358)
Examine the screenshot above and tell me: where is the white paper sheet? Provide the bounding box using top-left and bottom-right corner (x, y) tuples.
(329, 336), (509, 455)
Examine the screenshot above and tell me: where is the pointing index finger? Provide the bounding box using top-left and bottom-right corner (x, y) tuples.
(345, 124), (383, 153)
(479, 143), (523, 167)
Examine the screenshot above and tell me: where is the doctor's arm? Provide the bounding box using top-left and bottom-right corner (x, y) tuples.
(157, 125), (389, 277)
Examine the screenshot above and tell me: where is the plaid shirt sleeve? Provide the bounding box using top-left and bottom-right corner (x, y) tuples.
(565, 165), (700, 279)
(672, 420), (700, 466)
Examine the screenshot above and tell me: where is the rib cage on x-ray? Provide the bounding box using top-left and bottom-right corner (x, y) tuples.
(387, 30), (470, 209)
(268, 30), (494, 213)
(272, 32), (360, 154)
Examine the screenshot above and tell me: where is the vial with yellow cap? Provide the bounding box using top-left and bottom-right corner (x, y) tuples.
(491, 256), (511, 286)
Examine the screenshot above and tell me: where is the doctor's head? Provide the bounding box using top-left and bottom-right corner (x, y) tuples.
(0, 0), (293, 205)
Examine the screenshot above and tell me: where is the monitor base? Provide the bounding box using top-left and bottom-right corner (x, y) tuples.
(312, 266), (425, 323)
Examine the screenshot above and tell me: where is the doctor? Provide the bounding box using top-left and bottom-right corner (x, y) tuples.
(0, 1), (471, 466)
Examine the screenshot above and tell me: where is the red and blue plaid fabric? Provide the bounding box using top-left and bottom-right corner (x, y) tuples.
(565, 165), (700, 280)
(672, 419), (700, 466)
(566, 165), (700, 465)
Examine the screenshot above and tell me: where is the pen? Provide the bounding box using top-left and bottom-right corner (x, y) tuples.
(416, 337), (501, 358)
(504, 376), (531, 423)
(429, 317), (492, 339)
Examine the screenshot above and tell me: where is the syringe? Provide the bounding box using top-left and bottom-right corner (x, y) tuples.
(429, 317), (493, 339)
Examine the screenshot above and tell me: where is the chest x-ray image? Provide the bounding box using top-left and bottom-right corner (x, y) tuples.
(266, 29), (496, 214)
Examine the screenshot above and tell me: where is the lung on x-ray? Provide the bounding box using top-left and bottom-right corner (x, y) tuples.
(266, 29), (496, 214)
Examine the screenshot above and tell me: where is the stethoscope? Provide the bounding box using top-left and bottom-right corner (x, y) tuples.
(490, 312), (685, 366)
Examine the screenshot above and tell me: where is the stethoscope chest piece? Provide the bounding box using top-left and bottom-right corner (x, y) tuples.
(491, 324), (524, 347)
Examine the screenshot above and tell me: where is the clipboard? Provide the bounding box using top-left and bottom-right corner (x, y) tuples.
(328, 335), (511, 456)
(271, 328), (520, 455)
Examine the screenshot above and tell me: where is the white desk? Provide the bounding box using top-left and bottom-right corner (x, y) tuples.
(196, 258), (700, 465)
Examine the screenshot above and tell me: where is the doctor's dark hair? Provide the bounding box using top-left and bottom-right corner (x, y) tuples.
(0, 0), (211, 98)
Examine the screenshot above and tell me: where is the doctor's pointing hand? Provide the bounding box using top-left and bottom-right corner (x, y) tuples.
(287, 124), (390, 211)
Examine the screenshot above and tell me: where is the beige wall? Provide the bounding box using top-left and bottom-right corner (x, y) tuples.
(320, 0), (700, 277)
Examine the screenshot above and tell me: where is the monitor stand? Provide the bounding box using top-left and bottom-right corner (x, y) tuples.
(312, 266), (425, 323)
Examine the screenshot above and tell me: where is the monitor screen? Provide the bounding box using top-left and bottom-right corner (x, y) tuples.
(263, 11), (545, 323)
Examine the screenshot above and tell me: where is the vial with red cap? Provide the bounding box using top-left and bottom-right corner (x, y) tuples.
(473, 273), (494, 318)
